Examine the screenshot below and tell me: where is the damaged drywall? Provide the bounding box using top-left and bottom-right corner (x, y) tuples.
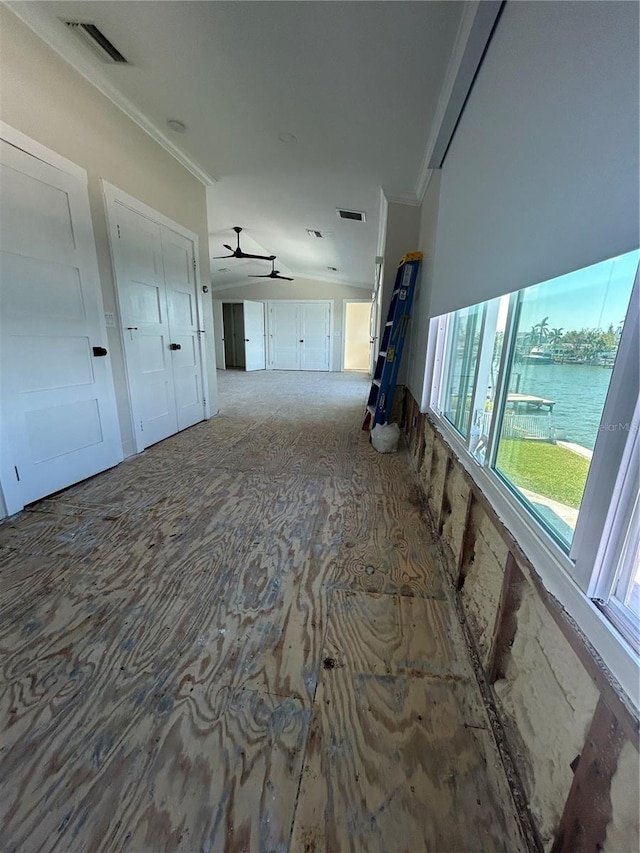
(605, 739), (640, 853)
(493, 586), (600, 848)
(405, 412), (639, 851)
(440, 465), (470, 567)
(427, 439), (448, 523)
(460, 513), (509, 667)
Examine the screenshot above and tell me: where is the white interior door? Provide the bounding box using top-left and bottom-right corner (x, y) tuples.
(243, 300), (266, 371)
(115, 204), (178, 448)
(300, 303), (331, 370)
(212, 299), (226, 369)
(269, 302), (299, 369)
(0, 136), (122, 515)
(161, 225), (204, 430)
(109, 199), (206, 450)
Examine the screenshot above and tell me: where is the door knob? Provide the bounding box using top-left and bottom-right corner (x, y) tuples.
(169, 343), (182, 350)
(244, 338), (249, 342)
(92, 346), (108, 357)
(299, 339), (304, 343)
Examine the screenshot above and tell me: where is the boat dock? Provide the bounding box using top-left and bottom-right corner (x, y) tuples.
(506, 393), (556, 412)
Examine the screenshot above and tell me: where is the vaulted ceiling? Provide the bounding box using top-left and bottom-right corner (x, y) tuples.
(11, 1), (467, 289)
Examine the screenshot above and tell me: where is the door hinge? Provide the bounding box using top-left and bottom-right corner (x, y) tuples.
(203, 398), (207, 406)
(140, 420), (144, 431)
(193, 257), (197, 272)
(117, 223), (121, 239)
(14, 466), (20, 482)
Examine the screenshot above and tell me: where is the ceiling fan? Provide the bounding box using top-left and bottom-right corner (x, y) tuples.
(249, 257), (294, 281)
(213, 226), (274, 261)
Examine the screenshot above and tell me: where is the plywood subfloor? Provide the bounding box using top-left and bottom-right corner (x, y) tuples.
(0, 370), (527, 852)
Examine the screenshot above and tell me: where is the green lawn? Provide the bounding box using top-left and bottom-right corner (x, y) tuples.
(496, 439), (590, 509)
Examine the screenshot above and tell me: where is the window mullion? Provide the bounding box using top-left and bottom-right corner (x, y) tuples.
(467, 300), (497, 452)
(487, 292), (521, 469)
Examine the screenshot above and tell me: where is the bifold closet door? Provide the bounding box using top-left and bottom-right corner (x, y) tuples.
(0, 137), (121, 515)
(112, 202), (205, 450)
(269, 302), (331, 370)
(161, 226), (204, 430)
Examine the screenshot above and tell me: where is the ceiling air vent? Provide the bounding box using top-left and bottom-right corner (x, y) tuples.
(64, 22), (128, 64)
(337, 208), (366, 223)
(306, 229), (323, 238)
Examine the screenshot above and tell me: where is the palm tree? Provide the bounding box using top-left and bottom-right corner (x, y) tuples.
(533, 316), (550, 345)
(548, 327), (564, 345)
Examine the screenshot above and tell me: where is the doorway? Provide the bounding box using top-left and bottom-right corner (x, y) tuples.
(214, 300), (266, 372)
(343, 300), (372, 371)
(223, 303), (245, 369)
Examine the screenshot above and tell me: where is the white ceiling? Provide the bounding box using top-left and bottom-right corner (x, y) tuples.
(13, 1), (466, 289)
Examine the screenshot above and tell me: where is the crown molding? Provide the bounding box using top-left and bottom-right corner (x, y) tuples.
(4, 1), (217, 186)
(383, 190), (421, 207)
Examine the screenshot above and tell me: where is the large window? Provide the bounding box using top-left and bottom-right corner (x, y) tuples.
(493, 253), (637, 549)
(429, 249), (640, 647)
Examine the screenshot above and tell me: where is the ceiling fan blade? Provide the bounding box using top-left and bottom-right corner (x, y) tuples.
(223, 244), (233, 251)
(248, 273), (272, 278)
(239, 251), (276, 261)
(213, 253), (234, 259)
(276, 275), (294, 281)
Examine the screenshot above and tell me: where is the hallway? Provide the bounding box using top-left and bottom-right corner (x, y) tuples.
(0, 370), (527, 852)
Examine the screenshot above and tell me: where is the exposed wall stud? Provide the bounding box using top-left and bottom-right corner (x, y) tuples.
(486, 552), (526, 683)
(551, 697), (627, 853)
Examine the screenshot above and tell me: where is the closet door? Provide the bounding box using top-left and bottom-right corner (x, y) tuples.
(269, 302), (299, 369)
(109, 199), (206, 451)
(0, 136), (122, 515)
(300, 302), (331, 370)
(161, 225), (204, 431)
(269, 302), (332, 371)
(243, 300), (266, 371)
(114, 204), (178, 448)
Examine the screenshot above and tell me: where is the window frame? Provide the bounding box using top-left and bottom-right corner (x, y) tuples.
(439, 302), (486, 439)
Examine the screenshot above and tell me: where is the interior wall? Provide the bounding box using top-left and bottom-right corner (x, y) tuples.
(211, 278), (372, 371)
(0, 7), (218, 459)
(430, 0), (639, 317)
(405, 173), (442, 403)
(379, 202), (421, 385)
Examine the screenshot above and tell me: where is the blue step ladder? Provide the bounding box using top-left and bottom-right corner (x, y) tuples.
(362, 252), (422, 430)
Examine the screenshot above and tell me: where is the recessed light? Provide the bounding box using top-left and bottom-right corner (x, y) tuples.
(278, 132), (297, 144)
(167, 119), (187, 133)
